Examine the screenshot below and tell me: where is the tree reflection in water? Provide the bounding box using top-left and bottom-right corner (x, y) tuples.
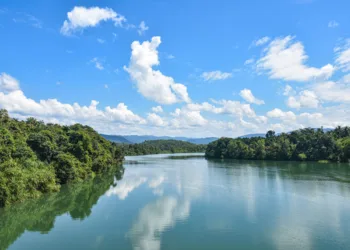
(0, 167), (124, 250)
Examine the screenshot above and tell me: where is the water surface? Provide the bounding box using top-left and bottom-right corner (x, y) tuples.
(1, 153), (350, 250)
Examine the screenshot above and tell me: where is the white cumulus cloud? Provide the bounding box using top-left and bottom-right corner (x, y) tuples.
(151, 106), (163, 113)
(60, 6), (126, 35)
(124, 36), (190, 105)
(170, 108), (207, 128)
(257, 36), (335, 82)
(311, 80), (350, 103)
(267, 108), (296, 121)
(286, 90), (319, 109)
(0, 73), (145, 127)
(239, 89), (265, 105)
(147, 113), (167, 127)
(0, 73), (20, 92)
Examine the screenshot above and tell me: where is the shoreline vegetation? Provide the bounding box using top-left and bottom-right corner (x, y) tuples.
(205, 128), (350, 163)
(0, 109), (124, 207)
(2, 106), (350, 207)
(118, 140), (206, 156)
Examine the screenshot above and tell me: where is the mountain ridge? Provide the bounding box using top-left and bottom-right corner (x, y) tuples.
(100, 134), (218, 144)
(101, 128), (334, 144)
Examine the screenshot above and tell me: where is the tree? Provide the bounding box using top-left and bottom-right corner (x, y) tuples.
(266, 130), (276, 138)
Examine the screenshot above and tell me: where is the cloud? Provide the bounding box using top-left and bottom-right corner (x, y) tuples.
(185, 100), (267, 128)
(167, 54), (175, 59)
(151, 106), (163, 113)
(328, 20), (339, 28)
(148, 175), (166, 189)
(252, 36), (270, 46)
(239, 89), (265, 105)
(244, 58), (255, 65)
(187, 100), (258, 121)
(105, 103), (146, 124)
(257, 36), (335, 82)
(124, 36), (190, 104)
(201, 71), (232, 81)
(60, 6), (126, 35)
(0, 73), (145, 126)
(335, 39), (350, 72)
(0, 73), (20, 92)
(311, 79), (350, 103)
(97, 38), (105, 44)
(186, 102), (221, 113)
(286, 90), (319, 109)
(147, 113), (167, 127)
(1, 74), (269, 137)
(5, 73), (338, 138)
(240, 118), (259, 129)
(137, 21), (149, 36)
(267, 108), (296, 121)
(170, 108), (207, 128)
(91, 57), (104, 70)
(106, 176), (147, 200)
(129, 197), (190, 250)
(283, 73), (350, 107)
(283, 85), (294, 96)
(212, 100), (257, 118)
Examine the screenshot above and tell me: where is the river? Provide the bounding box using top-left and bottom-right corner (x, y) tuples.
(1, 153), (350, 250)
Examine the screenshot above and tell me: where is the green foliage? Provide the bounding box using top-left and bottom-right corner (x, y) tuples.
(206, 127), (350, 163)
(298, 153), (307, 161)
(117, 139), (206, 156)
(0, 109), (124, 207)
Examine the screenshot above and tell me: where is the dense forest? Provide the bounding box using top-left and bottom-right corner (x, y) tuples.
(118, 139), (206, 156)
(0, 109), (124, 207)
(206, 128), (350, 163)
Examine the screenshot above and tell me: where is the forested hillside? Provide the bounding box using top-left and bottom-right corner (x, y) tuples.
(100, 134), (132, 144)
(206, 128), (350, 162)
(0, 109), (124, 207)
(118, 139), (206, 156)
(101, 134), (218, 144)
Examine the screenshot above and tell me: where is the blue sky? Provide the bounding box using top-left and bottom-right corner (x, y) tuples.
(1, 0), (350, 137)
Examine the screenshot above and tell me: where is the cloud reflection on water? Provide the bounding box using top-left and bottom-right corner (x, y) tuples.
(105, 156), (350, 250)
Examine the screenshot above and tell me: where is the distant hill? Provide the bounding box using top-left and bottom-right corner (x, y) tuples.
(238, 133), (265, 138)
(100, 134), (132, 144)
(102, 129), (334, 144)
(186, 137), (218, 144)
(119, 139), (207, 156)
(101, 134), (218, 144)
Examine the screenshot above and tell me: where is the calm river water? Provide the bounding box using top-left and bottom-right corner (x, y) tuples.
(1, 153), (350, 250)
